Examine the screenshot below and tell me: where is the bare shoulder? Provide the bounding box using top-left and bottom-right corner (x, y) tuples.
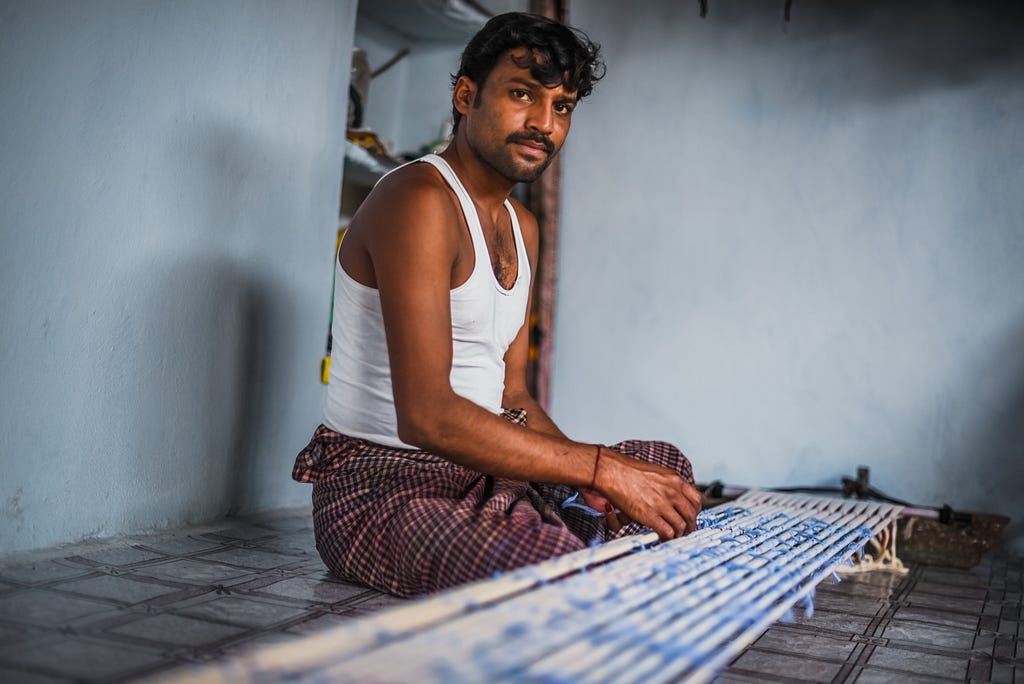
(341, 161), (464, 287)
(358, 162), (460, 232)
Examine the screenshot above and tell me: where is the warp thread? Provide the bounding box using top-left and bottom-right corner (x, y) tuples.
(217, 500), (889, 684)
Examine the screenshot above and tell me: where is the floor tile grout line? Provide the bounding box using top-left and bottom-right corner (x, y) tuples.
(730, 644), (854, 668)
(850, 633), (979, 660)
(831, 640), (868, 684)
(726, 665), (825, 684)
(844, 659), (966, 684)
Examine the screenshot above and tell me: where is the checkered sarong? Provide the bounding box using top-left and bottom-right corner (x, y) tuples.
(292, 409), (694, 598)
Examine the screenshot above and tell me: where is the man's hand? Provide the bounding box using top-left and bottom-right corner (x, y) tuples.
(593, 449), (702, 541)
(579, 488), (631, 534)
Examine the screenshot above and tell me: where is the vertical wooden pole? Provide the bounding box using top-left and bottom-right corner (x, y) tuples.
(526, 0), (567, 409)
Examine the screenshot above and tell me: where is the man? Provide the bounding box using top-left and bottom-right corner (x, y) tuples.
(293, 12), (701, 598)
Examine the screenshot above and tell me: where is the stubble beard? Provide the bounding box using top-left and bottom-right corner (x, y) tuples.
(475, 133), (558, 184)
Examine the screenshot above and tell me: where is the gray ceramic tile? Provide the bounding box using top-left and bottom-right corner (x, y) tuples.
(69, 545), (166, 567)
(904, 592), (984, 614)
(894, 605), (980, 631)
(136, 536), (227, 556)
(203, 525), (277, 541)
(197, 547), (304, 570)
(0, 636), (164, 680)
(286, 611), (358, 635)
(920, 568), (991, 588)
(106, 613), (247, 647)
(996, 618), (1018, 636)
(294, 561), (334, 577)
(731, 649), (842, 680)
(982, 601), (1004, 617)
(250, 516), (314, 534)
(175, 595), (310, 629)
(349, 591), (407, 613)
(867, 645), (968, 679)
(52, 574), (182, 604)
(252, 538), (318, 557)
(915, 580), (989, 600)
(855, 667), (956, 683)
(0, 560), (93, 585)
(972, 632), (995, 653)
(134, 558), (259, 585)
(993, 635), (1016, 658)
(711, 673), (768, 684)
(254, 577), (369, 604)
(881, 619), (976, 650)
(966, 654), (992, 680)
(0, 666), (72, 684)
(752, 627), (857, 660)
(986, 661), (1014, 684)
(811, 591), (887, 616)
(0, 589), (114, 627)
(793, 608), (873, 634)
(828, 577), (902, 598)
(0, 620), (43, 644)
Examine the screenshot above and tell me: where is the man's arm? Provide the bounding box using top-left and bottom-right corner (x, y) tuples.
(357, 169), (699, 540)
(499, 200), (569, 439)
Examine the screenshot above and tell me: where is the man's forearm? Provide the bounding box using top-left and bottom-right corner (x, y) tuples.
(404, 391), (701, 541)
(401, 391), (595, 489)
(504, 392), (567, 440)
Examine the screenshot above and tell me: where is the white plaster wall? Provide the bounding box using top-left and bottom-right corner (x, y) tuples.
(553, 1), (1024, 549)
(0, 0), (357, 553)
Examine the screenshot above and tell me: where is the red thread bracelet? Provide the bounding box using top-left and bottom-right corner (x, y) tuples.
(589, 445), (602, 491)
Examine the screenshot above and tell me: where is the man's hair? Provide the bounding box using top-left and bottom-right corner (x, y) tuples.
(450, 12), (605, 132)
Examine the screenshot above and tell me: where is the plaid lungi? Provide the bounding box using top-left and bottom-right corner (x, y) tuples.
(292, 409), (694, 598)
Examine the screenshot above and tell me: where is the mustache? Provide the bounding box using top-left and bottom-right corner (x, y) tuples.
(506, 132), (554, 155)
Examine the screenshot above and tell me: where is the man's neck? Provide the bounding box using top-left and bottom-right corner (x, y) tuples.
(438, 136), (517, 213)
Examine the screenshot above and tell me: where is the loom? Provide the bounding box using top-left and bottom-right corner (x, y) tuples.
(159, 491), (904, 684)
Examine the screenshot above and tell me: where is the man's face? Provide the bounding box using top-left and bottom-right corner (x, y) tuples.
(457, 48), (578, 184)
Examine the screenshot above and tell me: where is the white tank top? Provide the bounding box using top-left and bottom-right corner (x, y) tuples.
(323, 154), (532, 449)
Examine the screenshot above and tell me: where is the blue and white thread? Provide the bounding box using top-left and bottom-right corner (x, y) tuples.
(157, 491), (904, 684)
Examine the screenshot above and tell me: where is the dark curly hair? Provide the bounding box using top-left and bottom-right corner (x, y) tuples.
(451, 12), (605, 133)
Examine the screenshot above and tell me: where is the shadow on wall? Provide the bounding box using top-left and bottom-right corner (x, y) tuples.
(104, 255), (281, 527)
(958, 313), (1024, 551)
(94, 114), (311, 530)
(180, 116), (310, 518)
(711, 0), (1024, 102)
(226, 270), (300, 516)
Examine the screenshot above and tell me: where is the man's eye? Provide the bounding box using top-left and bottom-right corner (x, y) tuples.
(555, 104), (575, 115)
(512, 89), (530, 100)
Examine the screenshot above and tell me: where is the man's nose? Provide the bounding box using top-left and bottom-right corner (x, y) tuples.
(526, 102), (553, 134)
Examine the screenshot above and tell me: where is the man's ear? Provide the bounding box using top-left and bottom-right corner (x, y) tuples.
(452, 75), (477, 118)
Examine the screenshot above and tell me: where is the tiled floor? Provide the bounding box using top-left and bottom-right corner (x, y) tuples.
(719, 555), (1022, 684)
(0, 507), (1020, 683)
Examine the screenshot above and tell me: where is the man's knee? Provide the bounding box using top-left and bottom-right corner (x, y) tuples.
(612, 439), (695, 485)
